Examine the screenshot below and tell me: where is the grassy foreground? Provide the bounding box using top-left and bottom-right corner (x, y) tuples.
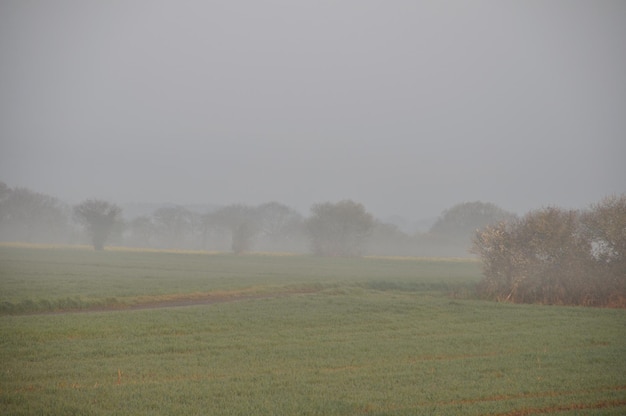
(1, 245), (625, 415)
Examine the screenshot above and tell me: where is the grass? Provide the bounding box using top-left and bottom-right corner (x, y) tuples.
(0, 244), (479, 314)
(1, 245), (625, 415)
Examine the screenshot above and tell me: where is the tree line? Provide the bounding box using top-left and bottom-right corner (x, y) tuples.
(1, 181), (513, 256)
(1, 181), (624, 307)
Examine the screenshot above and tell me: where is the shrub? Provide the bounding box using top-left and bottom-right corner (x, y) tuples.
(472, 196), (626, 307)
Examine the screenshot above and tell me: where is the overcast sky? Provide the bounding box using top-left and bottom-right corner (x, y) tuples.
(1, 1), (625, 221)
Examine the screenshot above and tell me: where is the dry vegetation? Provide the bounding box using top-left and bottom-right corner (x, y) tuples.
(472, 195), (626, 307)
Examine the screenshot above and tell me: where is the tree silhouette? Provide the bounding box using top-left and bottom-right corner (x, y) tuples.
(74, 199), (122, 250)
(306, 200), (374, 256)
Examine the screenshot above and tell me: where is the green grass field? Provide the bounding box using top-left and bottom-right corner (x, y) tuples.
(1, 245), (625, 415)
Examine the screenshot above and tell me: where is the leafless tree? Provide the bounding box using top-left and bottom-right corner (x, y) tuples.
(472, 198), (626, 307)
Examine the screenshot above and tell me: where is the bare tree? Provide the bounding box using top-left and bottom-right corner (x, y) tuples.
(74, 199), (122, 250)
(472, 206), (604, 306)
(306, 200), (374, 256)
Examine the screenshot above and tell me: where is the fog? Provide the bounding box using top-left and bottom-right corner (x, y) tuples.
(1, 1), (625, 223)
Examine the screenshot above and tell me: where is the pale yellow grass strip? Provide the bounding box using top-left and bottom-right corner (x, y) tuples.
(365, 255), (479, 262)
(0, 242), (92, 250)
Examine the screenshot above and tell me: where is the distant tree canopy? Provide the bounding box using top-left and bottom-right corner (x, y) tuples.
(256, 202), (305, 251)
(306, 200), (374, 256)
(414, 201), (517, 257)
(366, 220), (412, 257)
(430, 201), (516, 241)
(0, 183), (69, 243)
(207, 204), (260, 254)
(152, 205), (196, 248)
(203, 202), (306, 254)
(472, 195), (626, 307)
(74, 199), (122, 250)
(126, 215), (154, 247)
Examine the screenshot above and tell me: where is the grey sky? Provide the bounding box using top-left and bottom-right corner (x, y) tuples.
(1, 1), (625, 220)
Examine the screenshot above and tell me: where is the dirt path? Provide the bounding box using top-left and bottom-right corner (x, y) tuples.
(123, 293), (291, 312)
(34, 289), (317, 316)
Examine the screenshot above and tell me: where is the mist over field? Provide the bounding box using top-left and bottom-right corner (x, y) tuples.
(2, 6), (626, 413)
(1, 1), (625, 223)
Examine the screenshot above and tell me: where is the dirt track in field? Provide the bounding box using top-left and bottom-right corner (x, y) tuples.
(123, 292), (294, 311)
(36, 289), (319, 315)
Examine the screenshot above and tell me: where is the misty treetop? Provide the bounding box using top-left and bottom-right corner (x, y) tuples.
(0, 182), (69, 243)
(73, 199), (123, 251)
(306, 200), (375, 257)
(429, 201), (517, 242)
(207, 204), (264, 255)
(124, 202), (305, 254)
